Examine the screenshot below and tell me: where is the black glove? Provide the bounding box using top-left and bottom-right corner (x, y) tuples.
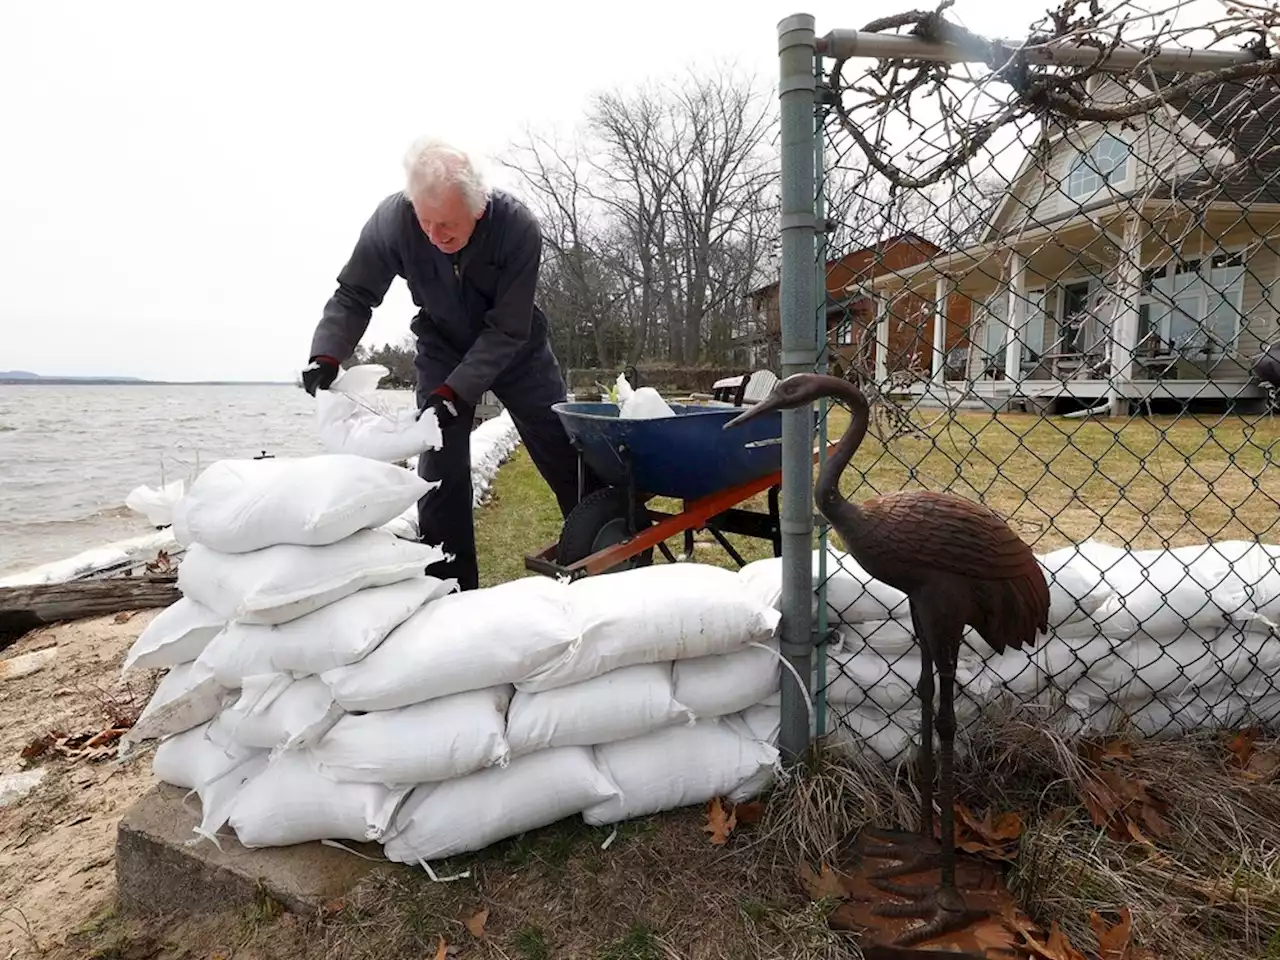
(418, 387), (460, 429)
(301, 356), (340, 396)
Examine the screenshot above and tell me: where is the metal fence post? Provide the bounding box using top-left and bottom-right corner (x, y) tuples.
(777, 12), (818, 764)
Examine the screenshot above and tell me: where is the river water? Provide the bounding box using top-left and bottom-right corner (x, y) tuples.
(0, 383), (417, 576)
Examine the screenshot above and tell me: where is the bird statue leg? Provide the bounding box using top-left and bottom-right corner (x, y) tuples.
(871, 624), (987, 947)
(863, 621), (939, 881)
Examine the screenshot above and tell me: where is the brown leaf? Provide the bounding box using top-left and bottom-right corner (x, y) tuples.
(953, 803), (1024, 860)
(798, 862), (848, 901)
(1024, 920), (1089, 960)
(970, 916), (1024, 954)
(464, 907), (488, 939)
(433, 934), (448, 960)
(703, 797), (737, 845)
(1228, 727), (1260, 768)
(1089, 907), (1131, 959)
(733, 801), (764, 825)
(113, 611), (136, 624)
(321, 899), (345, 917)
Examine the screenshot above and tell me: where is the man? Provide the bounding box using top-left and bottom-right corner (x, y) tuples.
(302, 137), (583, 591)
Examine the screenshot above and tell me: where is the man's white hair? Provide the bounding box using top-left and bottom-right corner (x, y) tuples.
(402, 137), (490, 216)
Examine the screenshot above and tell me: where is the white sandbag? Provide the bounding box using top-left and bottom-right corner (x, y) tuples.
(584, 718), (780, 826)
(172, 454), (435, 554)
(1088, 542), (1253, 637)
(227, 750), (410, 848)
(737, 550), (909, 623)
(309, 686), (511, 785)
(382, 746), (619, 863)
(125, 479), (186, 528)
(322, 576), (578, 711)
(1211, 541), (1280, 626)
(505, 663), (693, 757)
(177, 529), (443, 625)
(152, 722), (269, 841)
(672, 639), (780, 719)
(1038, 540), (1114, 626)
(123, 661), (230, 746)
(207, 675), (340, 751)
(616, 373), (675, 419)
(121, 597), (224, 674)
(194, 625), (277, 689)
(736, 704), (782, 745)
(519, 564), (780, 693)
(201, 576), (454, 683)
(315, 363), (446, 463)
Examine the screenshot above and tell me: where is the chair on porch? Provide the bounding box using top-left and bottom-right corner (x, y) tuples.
(709, 370), (780, 406)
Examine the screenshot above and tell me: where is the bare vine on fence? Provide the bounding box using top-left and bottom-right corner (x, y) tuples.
(826, 0), (1280, 192)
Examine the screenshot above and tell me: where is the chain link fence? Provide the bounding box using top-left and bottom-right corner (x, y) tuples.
(777, 2), (1280, 764)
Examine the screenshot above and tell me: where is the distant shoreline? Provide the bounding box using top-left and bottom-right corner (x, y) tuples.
(0, 378), (296, 386)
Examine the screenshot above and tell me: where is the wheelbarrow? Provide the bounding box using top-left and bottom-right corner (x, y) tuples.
(524, 400), (822, 579)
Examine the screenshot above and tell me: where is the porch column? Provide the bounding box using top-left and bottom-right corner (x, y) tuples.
(1003, 251), (1028, 389)
(1107, 215), (1143, 417)
(931, 275), (949, 390)
(874, 293), (890, 386)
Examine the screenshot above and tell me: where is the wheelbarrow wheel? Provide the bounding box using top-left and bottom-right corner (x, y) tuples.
(556, 486), (655, 573)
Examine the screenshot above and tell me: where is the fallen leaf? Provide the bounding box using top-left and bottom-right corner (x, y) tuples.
(1080, 770), (1171, 845)
(797, 862), (848, 901)
(321, 900), (345, 917)
(953, 803), (1024, 860)
(433, 934), (448, 960)
(464, 907), (488, 939)
(1089, 907), (1157, 960)
(733, 801), (764, 825)
(1228, 727), (1259, 768)
(1023, 920), (1089, 960)
(113, 611), (136, 624)
(703, 797), (737, 845)
(970, 915), (1024, 954)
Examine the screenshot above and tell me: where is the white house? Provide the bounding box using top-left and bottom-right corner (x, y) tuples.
(866, 72), (1280, 414)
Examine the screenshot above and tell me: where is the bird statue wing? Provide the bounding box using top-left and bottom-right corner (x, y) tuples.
(863, 490), (1041, 583)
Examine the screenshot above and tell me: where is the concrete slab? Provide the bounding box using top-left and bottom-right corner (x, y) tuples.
(116, 783), (396, 917)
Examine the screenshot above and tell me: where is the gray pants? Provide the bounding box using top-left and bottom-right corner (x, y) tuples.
(413, 333), (584, 591)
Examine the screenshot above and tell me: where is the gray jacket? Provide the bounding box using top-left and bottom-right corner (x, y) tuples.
(310, 188), (547, 404)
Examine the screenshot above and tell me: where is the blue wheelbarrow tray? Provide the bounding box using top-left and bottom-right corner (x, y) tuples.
(553, 401), (793, 504)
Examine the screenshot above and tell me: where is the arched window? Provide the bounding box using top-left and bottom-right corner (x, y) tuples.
(1067, 134), (1131, 199)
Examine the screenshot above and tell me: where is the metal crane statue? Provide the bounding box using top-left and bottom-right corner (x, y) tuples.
(725, 373), (1050, 944)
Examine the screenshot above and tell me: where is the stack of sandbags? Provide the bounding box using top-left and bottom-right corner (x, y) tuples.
(118, 453), (450, 845)
(123, 451), (785, 864)
(738, 538), (1280, 763)
(320, 562), (783, 864)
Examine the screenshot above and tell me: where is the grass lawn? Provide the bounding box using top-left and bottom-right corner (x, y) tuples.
(476, 404), (1280, 589)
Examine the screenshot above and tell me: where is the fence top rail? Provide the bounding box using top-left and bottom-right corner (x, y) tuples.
(815, 27), (1262, 73)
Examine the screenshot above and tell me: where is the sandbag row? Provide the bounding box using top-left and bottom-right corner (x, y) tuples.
(737, 538), (1280, 763)
(120, 451), (785, 866)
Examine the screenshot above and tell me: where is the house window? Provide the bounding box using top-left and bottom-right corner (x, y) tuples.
(1138, 251), (1245, 358)
(832, 318), (854, 346)
(1067, 134), (1131, 200)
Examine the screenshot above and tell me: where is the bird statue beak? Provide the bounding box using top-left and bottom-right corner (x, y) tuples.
(723, 397), (779, 430)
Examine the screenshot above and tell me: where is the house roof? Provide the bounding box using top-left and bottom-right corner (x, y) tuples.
(748, 231), (941, 298)
(1144, 71), (1280, 205)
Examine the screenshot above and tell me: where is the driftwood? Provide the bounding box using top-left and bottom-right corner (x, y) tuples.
(0, 575), (180, 640)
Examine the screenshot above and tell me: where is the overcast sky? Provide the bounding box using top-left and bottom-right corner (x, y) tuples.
(0, 0), (1227, 382)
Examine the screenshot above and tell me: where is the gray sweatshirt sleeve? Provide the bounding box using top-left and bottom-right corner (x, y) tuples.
(309, 204), (400, 363)
(444, 209), (542, 404)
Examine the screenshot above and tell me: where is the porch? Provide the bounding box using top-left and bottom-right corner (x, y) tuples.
(865, 202), (1280, 414)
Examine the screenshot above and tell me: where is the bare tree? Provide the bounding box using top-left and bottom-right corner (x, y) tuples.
(503, 64), (779, 371)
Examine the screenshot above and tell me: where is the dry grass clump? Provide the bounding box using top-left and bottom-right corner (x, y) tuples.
(762, 706), (1280, 960)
